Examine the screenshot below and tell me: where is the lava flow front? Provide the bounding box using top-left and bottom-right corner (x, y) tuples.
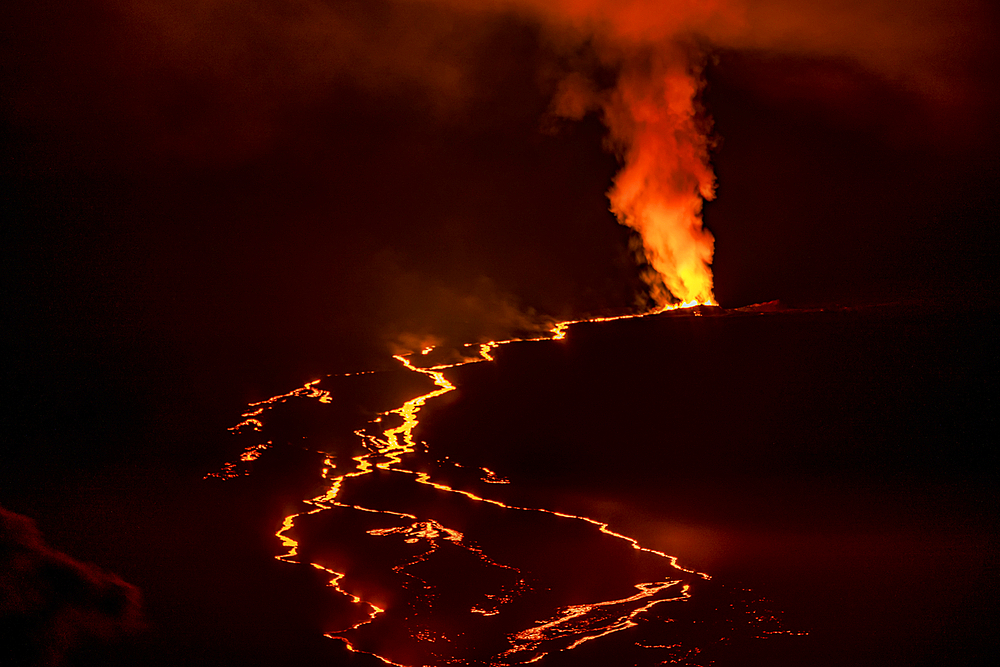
(209, 305), (797, 666)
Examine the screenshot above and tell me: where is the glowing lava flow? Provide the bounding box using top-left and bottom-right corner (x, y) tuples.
(210, 302), (797, 665)
(205, 380), (331, 479)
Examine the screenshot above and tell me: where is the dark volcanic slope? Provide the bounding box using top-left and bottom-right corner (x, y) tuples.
(417, 300), (997, 667)
(3, 299), (994, 667)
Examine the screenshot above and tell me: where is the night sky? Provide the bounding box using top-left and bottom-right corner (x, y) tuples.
(3, 1), (998, 665)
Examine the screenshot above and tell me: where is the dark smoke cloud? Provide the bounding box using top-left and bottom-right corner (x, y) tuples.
(436, 0), (994, 83)
(439, 0), (997, 144)
(8, 0), (990, 170)
(1, 506), (143, 666)
(2, 1), (498, 170)
(4, 0), (996, 349)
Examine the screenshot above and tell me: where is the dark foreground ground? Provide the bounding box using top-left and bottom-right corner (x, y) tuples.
(3, 297), (997, 666)
(418, 300), (998, 666)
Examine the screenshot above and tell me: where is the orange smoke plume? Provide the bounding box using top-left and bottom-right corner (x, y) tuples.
(434, 0), (993, 305)
(550, 42), (718, 307)
(427, 0), (727, 306)
(603, 50), (717, 306)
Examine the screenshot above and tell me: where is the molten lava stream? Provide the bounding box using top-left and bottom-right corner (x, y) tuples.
(209, 305), (796, 666)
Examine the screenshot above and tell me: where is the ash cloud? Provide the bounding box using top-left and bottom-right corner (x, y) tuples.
(1, 506), (143, 666)
(4, 0), (995, 350)
(8, 0), (990, 169)
(3, 1), (497, 169)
